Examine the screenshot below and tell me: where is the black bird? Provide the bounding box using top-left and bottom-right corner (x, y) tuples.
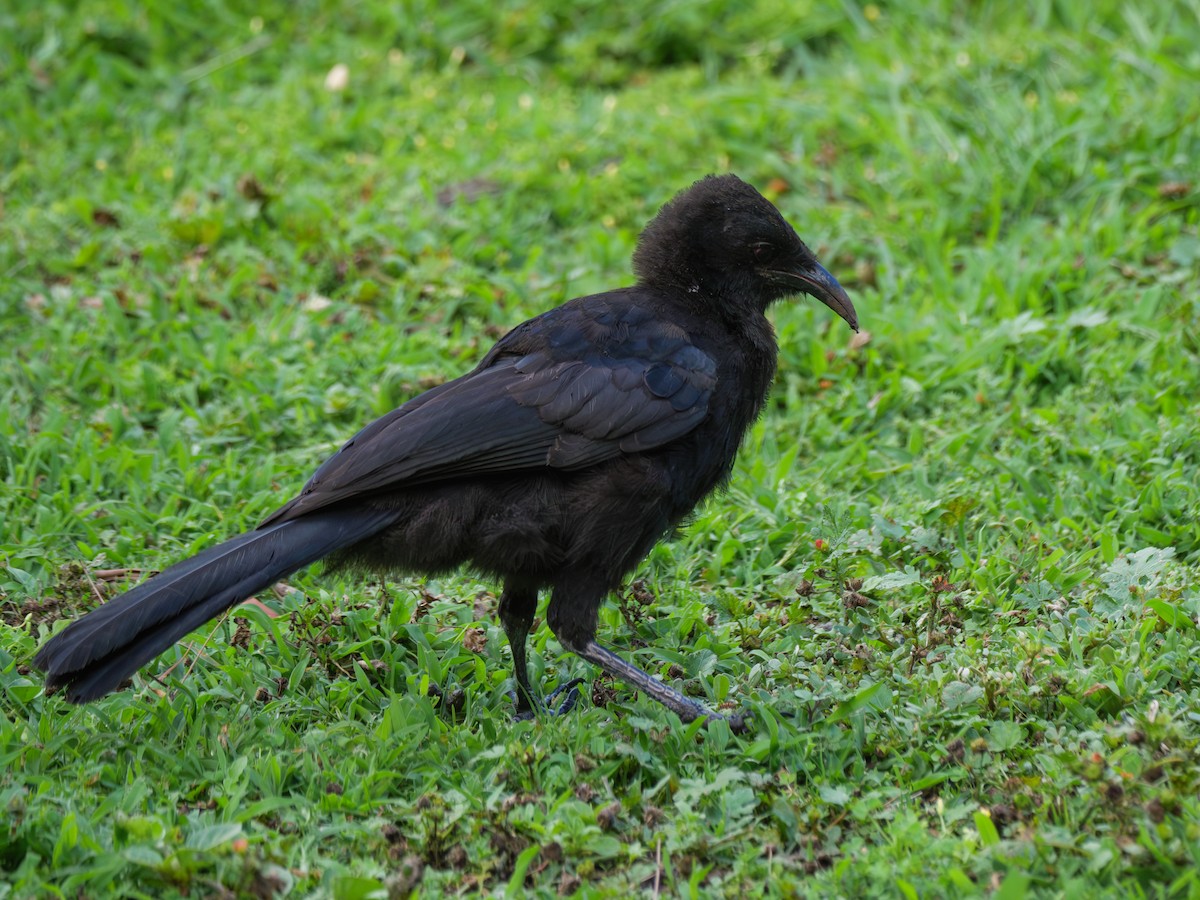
(34, 174), (857, 727)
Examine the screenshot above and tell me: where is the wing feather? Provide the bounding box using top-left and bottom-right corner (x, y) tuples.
(263, 294), (717, 525)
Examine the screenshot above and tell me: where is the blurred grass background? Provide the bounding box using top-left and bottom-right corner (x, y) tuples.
(1, 1), (1199, 896)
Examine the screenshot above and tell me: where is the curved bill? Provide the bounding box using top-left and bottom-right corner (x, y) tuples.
(773, 262), (858, 332)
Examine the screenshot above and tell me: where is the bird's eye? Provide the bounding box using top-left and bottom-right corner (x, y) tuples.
(752, 242), (776, 263)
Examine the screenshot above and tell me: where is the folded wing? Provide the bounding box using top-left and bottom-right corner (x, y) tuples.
(262, 295), (718, 525)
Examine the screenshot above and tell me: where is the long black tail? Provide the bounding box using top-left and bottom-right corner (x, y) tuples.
(34, 507), (399, 703)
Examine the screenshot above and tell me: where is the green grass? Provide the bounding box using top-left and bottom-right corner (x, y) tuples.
(2, 0), (1200, 896)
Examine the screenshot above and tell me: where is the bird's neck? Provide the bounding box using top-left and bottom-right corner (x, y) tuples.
(687, 300), (780, 425)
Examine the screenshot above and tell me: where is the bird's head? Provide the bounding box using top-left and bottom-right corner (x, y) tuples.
(632, 174), (858, 332)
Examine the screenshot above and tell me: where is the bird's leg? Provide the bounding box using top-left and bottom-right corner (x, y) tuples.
(499, 581), (583, 719)
(547, 586), (749, 733)
(498, 583), (539, 717)
(572, 639), (746, 731)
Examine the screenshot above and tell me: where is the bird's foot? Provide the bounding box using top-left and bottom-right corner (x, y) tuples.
(425, 682), (466, 714)
(510, 677), (587, 721)
(718, 709), (752, 735)
(544, 677), (586, 715)
(680, 703), (753, 734)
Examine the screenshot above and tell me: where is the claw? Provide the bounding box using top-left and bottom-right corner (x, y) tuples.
(544, 676), (585, 715)
(721, 709), (752, 735)
(507, 687), (536, 721)
(508, 677), (587, 719)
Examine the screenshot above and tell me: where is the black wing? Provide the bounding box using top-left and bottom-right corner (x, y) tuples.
(262, 292), (717, 525)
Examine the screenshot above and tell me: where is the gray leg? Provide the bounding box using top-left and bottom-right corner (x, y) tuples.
(546, 583), (748, 732)
(572, 639), (745, 730)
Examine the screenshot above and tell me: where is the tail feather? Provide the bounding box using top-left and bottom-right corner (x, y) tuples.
(34, 507), (397, 703)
